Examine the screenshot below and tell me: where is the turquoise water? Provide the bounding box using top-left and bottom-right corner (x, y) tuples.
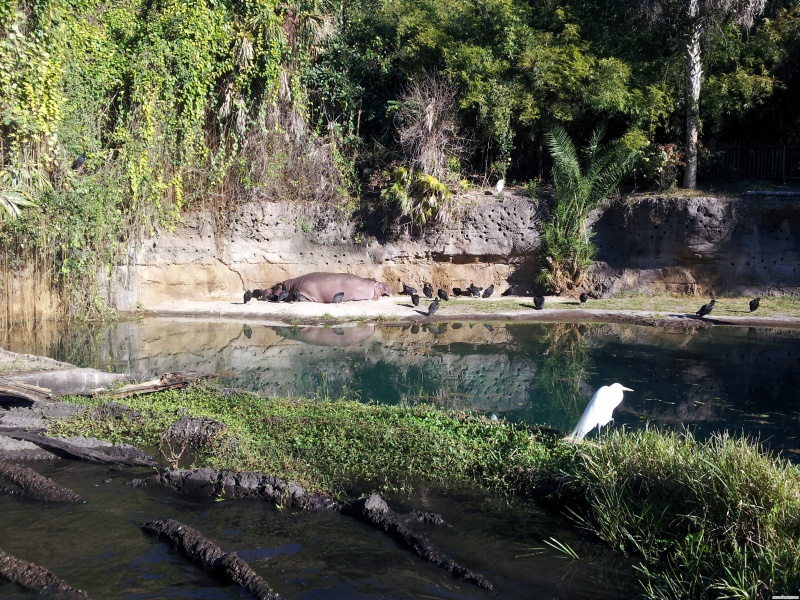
(5, 318), (800, 456)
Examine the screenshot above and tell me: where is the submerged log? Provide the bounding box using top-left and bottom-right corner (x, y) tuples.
(0, 461), (82, 502)
(0, 547), (91, 599)
(130, 468), (342, 511)
(343, 494), (493, 590)
(141, 519), (279, 600)
(0, 429), (157, 468)
(133, 469), (491, 589)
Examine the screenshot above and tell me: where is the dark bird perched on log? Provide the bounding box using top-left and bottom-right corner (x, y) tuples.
(423, 282), (434, 298)
(428, 299), (440, 316)
(402, 282), (417, 295)
(411, 293), (420, 306)
(580, 292), (589, 303)
(533, 295), (545, 310)
(749, 297), (761, 312)
(437, 289), (449, 301)
(696, 298), (715, 318)
(452, 287), (463, 296)
(243, 290), (253, 303)
(467, 283), (483, 297)
(332, 292), (344, 303)
(71, 152), (86, 170)
(482, 285), (494, 298)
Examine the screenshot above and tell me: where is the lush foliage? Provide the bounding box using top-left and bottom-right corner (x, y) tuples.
(2, 0), (799, 316)
(539, 124), (639, 293)
(52, 387), (800, 598)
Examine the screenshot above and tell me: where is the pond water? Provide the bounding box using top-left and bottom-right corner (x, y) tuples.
(4, 318), (800, 457)
(2, 318), (800, 598)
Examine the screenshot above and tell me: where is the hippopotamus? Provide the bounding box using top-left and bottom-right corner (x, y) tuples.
(266, 272), (391, 303)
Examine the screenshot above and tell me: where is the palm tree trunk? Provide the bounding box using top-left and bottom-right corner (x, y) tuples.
(683, 14), (703, 189)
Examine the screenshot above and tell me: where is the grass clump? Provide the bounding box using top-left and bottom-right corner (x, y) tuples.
(51, 386), (561, 495)
(562, 428), (800, 598)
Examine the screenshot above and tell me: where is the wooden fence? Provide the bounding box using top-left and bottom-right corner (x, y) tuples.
(704, 142), (800, 183)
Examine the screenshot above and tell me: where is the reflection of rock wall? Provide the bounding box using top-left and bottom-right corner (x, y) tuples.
(102, 319), (535, 412)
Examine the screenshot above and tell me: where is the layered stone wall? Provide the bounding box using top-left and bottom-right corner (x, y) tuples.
(104, 192), (800, 311)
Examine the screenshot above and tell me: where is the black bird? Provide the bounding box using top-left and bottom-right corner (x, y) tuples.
(252, 289), (264, 300)
(332, 292), (344, 303)
(696, 298), (715, 318)
(411, 293), (420, 306)
(277, 289), (290, 302)
(402, 282), (418, 295)
(423, 282), (434, 298)
(437, 289), (449, 301)
(428, 299), (440, 316)
(749, 297), (761, 312)
(482, 285), (495, 298)
(71, 152), (86, 170)
(467, 283), (483, 297)
(533, 295), (545, 310)
(580, 292), (589, 303)
(244, 290), (253, 303)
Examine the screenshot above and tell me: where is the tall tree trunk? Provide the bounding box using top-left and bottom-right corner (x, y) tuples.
(683, 13), (703, 189)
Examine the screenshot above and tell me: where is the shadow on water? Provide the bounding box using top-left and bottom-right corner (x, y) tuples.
(0, 461), (640, 599)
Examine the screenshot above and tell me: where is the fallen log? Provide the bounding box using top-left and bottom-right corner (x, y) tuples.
(0, 547), (91, 599)
(0, 429), (157, 468)
(0, 461), (82, 502)
(141, 519), (279, 600)
(106, 372), (207, 399)
(343, 494), (493, 590)
(0, 379), (57, 404)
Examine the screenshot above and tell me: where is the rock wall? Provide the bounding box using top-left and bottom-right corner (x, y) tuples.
(589, 196), (800, 296)
(108, 192), (800, 310)
(116, 190), (544, 309)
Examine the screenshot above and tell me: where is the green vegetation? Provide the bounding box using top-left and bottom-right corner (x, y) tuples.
(540, 125), (640, 293)
(51, 387), (800, 598)
(2, 0), (799, 317)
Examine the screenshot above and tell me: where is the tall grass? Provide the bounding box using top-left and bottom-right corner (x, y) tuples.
(563, 428), (800, 599)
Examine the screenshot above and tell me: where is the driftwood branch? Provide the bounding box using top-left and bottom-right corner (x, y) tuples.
(141, 519), (279, 600)
(0, 547), (91, 599)
(0, 379), (57, 404)
(105, 372), (207, 399)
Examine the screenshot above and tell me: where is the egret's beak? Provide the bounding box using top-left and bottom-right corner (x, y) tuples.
(622, 387), (633, 391)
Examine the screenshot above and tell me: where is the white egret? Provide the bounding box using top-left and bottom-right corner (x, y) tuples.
(568, 383), (633, 441)
(495, 179), (504, 194)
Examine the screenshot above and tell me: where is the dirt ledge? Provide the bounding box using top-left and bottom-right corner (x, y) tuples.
(142, 296), (800, 330)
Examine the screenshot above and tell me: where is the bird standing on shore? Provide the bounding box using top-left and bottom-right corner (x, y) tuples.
(533, 295), (545, 310)
(568, 383), (633, 441)
(402, 283), (417, 295)
(423, 282), (434, 298)
(749, 297), (761, 312)
(696, 298), (715, 318)
(437, 289), (449, 301)
(579, 292), (589, 303)
(482, 285), (494, 298)
(411, 293), (420, 306)
(428, 299), (440, 316)
(244, 290), (253, 303)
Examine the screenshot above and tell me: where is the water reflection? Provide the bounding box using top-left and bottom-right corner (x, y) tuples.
(3, 318), (800, 458)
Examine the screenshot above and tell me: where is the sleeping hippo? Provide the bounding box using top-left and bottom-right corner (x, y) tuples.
(266, 272), (391, 303)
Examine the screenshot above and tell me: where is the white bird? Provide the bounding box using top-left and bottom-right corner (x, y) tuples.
(495, 179), (505, 194)
(568, 383), (633, 441)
